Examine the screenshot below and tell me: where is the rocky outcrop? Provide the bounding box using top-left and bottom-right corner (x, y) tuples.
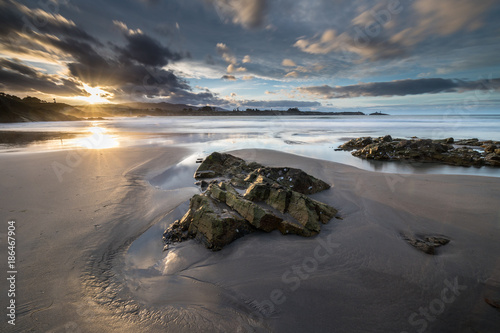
(339, 136), (373, 150)
(163, 153), (338, 251)
(243, 166), (331, 195)
(163, 194), (254, 251)
(338, 136), (500, 167)
(401, 233), (450, 255)
(194, 152), (262, 179)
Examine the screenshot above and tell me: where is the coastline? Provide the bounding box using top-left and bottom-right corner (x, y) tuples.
(1, 147), (500, 332)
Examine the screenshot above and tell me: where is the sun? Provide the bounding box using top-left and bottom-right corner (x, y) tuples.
(80, 84), (111, 104)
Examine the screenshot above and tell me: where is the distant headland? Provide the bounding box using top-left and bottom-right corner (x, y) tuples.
(0, 92), (377, 123)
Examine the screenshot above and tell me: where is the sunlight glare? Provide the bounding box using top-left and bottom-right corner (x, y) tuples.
(81, 84), (111, 104)
(74, 125), (119, 149)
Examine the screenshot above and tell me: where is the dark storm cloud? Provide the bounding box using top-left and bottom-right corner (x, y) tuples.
(116, 32), (183, 67)
(0, 0), (97, 43)
(1, 0), (499, 107)
(66, 51), (190, 91)
(0, 58), (85, 95)
(0, 1), (220, 104)
(298, 78), (500, 99)
(0, 58), (38, 77)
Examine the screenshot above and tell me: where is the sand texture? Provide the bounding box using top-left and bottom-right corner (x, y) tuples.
(1, 147), (500, 332)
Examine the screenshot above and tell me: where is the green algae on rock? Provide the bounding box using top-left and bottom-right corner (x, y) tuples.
(163, 152), (338, 251)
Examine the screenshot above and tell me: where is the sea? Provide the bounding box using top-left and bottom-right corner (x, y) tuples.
(1, 111), (499, 177)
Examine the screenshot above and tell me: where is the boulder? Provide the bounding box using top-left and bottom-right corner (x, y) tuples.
(164, 153), (338, 251)
(455, 138), (481, 146)
(194, 152), (262, 179)
(484, 145), (497, 154)
(244, 167), (330, 194)
(163, 194), (254, 251)
(379, 135), (392, 143)
(339, 137), (373, 150)
(485, 153), (500, 166)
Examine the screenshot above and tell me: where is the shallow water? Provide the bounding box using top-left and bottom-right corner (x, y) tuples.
(1, 114), (499, 177)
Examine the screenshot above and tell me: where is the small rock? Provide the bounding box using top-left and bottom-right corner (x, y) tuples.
(485, 145), (497, 154)
(401, 233), (450, 255)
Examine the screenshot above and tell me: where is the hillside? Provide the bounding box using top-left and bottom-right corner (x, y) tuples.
(0, 93), (80, 123)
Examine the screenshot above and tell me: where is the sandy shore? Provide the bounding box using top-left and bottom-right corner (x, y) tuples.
(1, 147), (500, 332)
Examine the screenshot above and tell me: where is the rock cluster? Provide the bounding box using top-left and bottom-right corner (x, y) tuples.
(338, 136), (500, 167)
(163, 152), (338, 251)
(401, 233), (450, 255)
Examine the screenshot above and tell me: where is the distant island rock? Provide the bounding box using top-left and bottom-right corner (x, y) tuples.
(369, 111), (389, 116)
(338, 135), (500, 167)
(163, 152), (339, 251)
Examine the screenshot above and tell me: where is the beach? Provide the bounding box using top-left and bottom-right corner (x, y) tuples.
(3, 0), (500, 330)
(1, 145), (499, 332)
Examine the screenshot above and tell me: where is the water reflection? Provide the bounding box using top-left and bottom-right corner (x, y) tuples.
(73, 125), (119, 149)
(0, 116), (499, 177)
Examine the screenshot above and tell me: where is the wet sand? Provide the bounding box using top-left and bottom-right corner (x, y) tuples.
(1, 147), (500, 332)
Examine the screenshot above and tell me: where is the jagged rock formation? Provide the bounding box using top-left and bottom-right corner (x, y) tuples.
(163, 152), (338, 251)
(338, 136), (500, 167)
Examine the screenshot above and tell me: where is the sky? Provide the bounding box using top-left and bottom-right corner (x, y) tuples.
(1, 0), (500, 111)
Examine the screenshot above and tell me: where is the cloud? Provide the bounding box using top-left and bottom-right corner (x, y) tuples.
(113, 20), (143, 35)
(282, 58), (297, 67)
(226, 63), (247, 73)
(413, 0), (494, 35)
(294, 28), (405, 61)
(221, 74), (237, 80)
(116, 30), (182, 67)
(0, 2), (211, 103)
(242, 75), (254, 80)
(242, 55), (251, 63)
(0, 58), (85, 96)
(298, 78), (500, 99)
(284, 71), (298, 78)
(0, 0), (98, 43)
(294, 0), (496, 62)
(208, 0), (268, 29)
(216, 42), (237, 64)
(390, 0), (495, 48)
(0, 57), (38, 77)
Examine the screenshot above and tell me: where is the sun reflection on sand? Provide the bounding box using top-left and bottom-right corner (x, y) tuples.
(73, 124), (119, 149)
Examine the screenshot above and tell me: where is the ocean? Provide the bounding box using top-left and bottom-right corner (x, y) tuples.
(1, 113), (499, 177)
